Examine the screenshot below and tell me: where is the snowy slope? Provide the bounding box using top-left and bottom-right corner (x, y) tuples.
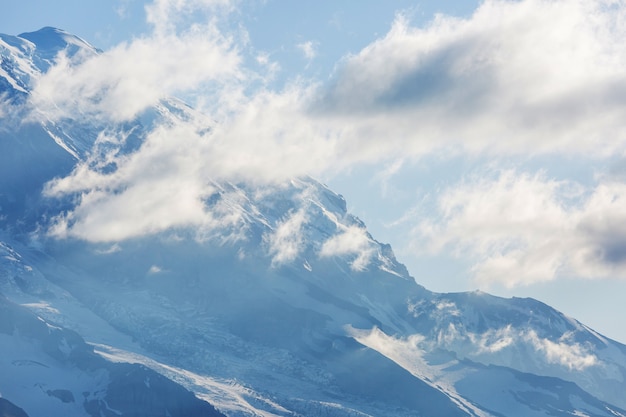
(405, 291), (626, 408)
(36, 179), (626, 416)
(1, 27), (626, 417)
(0, 291), (225, 417)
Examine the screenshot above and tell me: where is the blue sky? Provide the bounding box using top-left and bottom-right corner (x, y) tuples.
(3, 0), (626, 343)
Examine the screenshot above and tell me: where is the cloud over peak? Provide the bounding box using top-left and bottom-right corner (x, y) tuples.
(19, 0), (626, 291)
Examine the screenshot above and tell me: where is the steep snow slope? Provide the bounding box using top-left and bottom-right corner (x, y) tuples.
(1, 27), (626, 417)
(35, 180), (471, 417)
(0, 291), (225, 417)
(0, 238), (319, 417)
(0, 28), (109, 229)
(406, 291), (626, 407)
(36, 178), (626, 416)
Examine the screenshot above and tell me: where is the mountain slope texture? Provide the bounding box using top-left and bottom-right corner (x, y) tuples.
(1, 27), (626, 417)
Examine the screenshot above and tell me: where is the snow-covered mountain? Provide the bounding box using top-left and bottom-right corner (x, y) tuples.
(2, 27), (626, 417)
(0, 290), (224, 417)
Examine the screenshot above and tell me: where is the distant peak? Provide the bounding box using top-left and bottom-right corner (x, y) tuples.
(24, 26), (66, 34)
(18, 26), (98, 56)
(19, 26), (68, 42)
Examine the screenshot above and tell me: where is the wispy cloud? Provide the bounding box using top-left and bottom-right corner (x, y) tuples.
(296, 40), (318, 61)
(31, 0), (626, 253)
(266, 209), (307, 266)
(115, 0), (133, 19)
(524, 330), (598, 371)
(145, 0), (236, 34)
(429, 321), (599, 371)
(30, 25), (240, 122)
(44, 114), (250, 241)
(416, 170), (626, 285)
(320, 225), (375, 271)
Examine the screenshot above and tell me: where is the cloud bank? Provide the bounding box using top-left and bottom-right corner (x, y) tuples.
(31, 16), (240, 122)
(318, 0), (626, 157)
(36, 0), (626, 164)
(416, 170), (626, 285)
(28, 0), (626, 287)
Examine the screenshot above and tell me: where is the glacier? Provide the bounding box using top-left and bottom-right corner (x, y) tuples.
(1, 27), (626, 417)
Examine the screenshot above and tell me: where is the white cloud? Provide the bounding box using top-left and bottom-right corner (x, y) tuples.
(94, 243), (122, 255)
(348, 326), (427, 368)
(38, 0), (626, 175)
(115, 0), (132, 19)
(148, 265), (163, 274)
(33, 0), (626, 250)
(473, 325), (515, 354)
(44, 119), (249, 242)
(320, 226), (374, 271)
(524, 330), (598, 371)
(353, 323), (598, 374)
(145, 0), (235, 35)
(48, 178), (210, 242)
(30, 27), (240, 123)
(317, 0), (626, 157)
(200, 85), (341, 181)
(40, 89), (339, 242)
(255, 52), (280, 78)
(439, 324), (598, 371)
(416, 170), (626, 286)
(266, 209), (307, 266)
(296, 40), (318, 61)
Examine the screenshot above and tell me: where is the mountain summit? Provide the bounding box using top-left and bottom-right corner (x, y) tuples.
(1, 27), (626, 417)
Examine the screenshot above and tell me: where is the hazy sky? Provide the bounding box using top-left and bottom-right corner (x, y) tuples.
(3, 0), (626, 343)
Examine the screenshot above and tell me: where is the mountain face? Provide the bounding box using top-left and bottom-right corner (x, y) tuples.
(0, 292), (224, 417)
(2, 27), (626, 417)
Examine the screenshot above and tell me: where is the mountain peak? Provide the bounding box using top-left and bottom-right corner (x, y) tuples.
(18, 26), (93, 51)
(3, 26), (626, 417)
(15, 26), (99, 66)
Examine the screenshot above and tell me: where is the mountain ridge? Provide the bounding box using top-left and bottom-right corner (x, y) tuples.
(1, 26), (626, 417)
